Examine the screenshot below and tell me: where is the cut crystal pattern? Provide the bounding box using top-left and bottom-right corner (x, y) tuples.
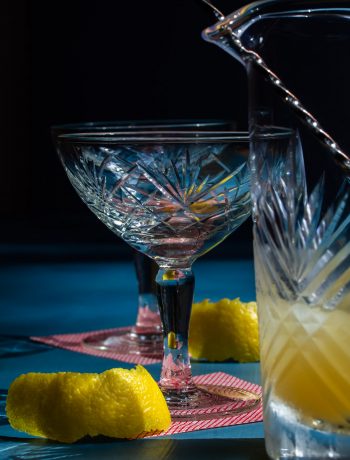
(63, 141), (250, 266)
(252, 131), (350, 434)
(252, 132), (350, 308)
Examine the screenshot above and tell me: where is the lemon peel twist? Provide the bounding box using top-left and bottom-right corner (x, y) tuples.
(189, 298), (260, 362)
(6, 365), (171, 443)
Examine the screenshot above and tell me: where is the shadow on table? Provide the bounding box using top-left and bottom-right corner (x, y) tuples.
(0, 436), (269, 460)
(0, 335), (52, 359)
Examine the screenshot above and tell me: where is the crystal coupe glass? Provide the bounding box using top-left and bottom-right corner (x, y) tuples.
(54, 129), (260, 417)
(52, 120), (235, 358)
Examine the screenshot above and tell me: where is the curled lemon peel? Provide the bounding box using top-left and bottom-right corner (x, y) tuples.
(6, 365), (171, 443)
(189, 297), (260, 363)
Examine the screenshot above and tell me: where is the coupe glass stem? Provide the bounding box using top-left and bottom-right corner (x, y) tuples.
(132, 251), (162, 337)
(156, 266), (197, 405)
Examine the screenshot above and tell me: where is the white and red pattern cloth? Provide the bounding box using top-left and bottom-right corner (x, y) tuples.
(31, 326), (162, 365)
(31, 329), (263, 435)
(139, 372), (262, 437)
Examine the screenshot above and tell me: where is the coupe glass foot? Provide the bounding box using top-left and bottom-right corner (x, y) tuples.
(164, 384), (261, 420)
(83, 328), (163, 358)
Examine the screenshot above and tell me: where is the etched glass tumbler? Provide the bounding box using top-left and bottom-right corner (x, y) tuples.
(250, 128), (350, 459)
(54, 130), (261, 419)
(203, 1), (350, 455)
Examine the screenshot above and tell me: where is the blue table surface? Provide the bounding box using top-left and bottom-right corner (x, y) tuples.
(0, 256), (268, 459)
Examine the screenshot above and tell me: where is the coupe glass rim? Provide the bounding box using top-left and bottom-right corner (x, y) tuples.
(57, 130), (251, 144)
(51, 118), (235, 131)
(56, 127), (292, 144)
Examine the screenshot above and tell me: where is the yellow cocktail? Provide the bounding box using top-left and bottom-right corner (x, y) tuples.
(259, 295), (350, 430)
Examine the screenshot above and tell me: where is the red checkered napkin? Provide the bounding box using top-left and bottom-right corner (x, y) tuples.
(31, 326), (162, 365)
(137, 372), (263, 437)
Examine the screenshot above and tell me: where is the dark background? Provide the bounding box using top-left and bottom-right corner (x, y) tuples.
(0, 0), (251, 262)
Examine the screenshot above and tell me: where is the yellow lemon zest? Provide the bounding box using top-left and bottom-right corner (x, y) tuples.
(189, 298), (260, 363)
(6, 365), (171, 443)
